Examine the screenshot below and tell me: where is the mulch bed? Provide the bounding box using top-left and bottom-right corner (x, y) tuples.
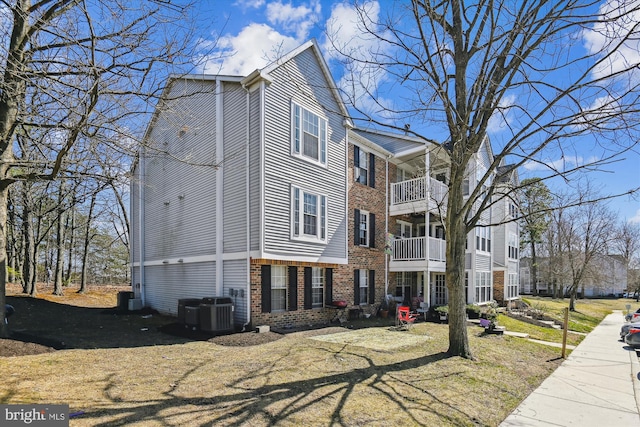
(2, 283), (401, 357)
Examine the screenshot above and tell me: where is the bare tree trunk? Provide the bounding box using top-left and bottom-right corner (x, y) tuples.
(53, 185), (65, 296)
(0, 185), (9, 337)
(64, 207), (75, 285)
(79, 193), (97, 294)
(531, 243), (538, 296)
(7, 191), (16, 284)
(445, 163), (473, 359)
(21, 184), (35, 295)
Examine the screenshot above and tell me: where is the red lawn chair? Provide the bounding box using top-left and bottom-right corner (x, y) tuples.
(397, 306), (418, 330)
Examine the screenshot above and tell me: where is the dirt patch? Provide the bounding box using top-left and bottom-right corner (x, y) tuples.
(0, 338), (56, 357)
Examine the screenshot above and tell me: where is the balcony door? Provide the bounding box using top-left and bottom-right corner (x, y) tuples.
(397, 220), (413, 239)
(434, 273), (447, 305)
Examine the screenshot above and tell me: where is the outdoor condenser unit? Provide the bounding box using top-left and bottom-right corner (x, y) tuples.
(199, 297), (234, 333)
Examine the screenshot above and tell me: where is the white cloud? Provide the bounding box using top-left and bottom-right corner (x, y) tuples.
(582, 0), (640, 82)
(523, 155), (598, 172)
(195, 1), (321, 76)
(234, 0), (266, 9)
(196, 23), (298, 75)
(487, 94), (517, 133)
(322, 1), (395, 118)
(266, 0), (321, 40)
(570, 93), (623, 131)
(629, 208), (640, 224)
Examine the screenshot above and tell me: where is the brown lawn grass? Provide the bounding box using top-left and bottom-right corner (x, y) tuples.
(2, 286), (624, 426)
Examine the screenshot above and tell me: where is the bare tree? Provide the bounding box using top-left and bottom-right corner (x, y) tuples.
(613, 221), (640, 294)
(0, 0), (200, 337)
(327, 1), (640, 358)
(558, 189), (614, 310)
(519, 178), (552, 296)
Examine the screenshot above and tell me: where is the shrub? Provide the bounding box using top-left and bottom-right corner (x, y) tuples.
(466, 304), (481, 319)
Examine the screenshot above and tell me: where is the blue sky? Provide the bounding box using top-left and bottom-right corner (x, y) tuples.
(190, 0), (640, 224)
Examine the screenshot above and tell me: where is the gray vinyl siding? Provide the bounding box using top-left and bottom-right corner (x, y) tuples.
(476, 254), (491, 271)
(143, 80), (217, 261)
(144, 262), (216, 315)
(222, 259), (248, 324)
(261, 47), (347, 259)
(249, 90), (261, 251)
(222, 82), (249, 253)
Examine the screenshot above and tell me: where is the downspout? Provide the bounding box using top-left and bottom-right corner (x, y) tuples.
(243, 84), (251, 330)
(138, 147), (146, 306)
(345, 124), (350, 269)
(215, 78), (224, 296)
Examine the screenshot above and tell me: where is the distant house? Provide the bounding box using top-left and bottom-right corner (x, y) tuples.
(519, 255), (627, 297)
(130, 40), (521, 329)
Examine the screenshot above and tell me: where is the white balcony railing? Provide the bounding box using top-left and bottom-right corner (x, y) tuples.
(390, 176), (448, 208)
(391, 236), (446, 262)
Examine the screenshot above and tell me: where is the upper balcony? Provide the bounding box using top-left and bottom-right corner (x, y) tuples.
(390, 176), (448, 216)
(388, 236), (447, 271)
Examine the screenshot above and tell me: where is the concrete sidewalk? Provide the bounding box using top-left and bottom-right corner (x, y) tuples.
(500, 310), (640, 427)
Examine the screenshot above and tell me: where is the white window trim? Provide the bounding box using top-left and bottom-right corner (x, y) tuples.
(312, 267), (324, 308)
(475, 271), (492, 304)
(508, 232), (518, 259)
(271, 265), (287, 312)
(476, 226), (491, 253)
(358, 209), (370, 247)
(291, 185), (328, 244)
(359, 269), (368, 304)
(355, 146), (369, 185)
(291, 102), (327, 167)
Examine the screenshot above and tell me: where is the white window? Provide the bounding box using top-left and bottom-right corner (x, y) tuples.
(475, 272), (492, 303)
(359, 269), (368, 304)
(292, 186), (327, 242)
(507, 273), (519, 300)
(292, 103), (327, 165)
(509, 203), (518, 218)
(508, 233), (518, 259)
(312, 267), (324, 307)
(358, 210), (369, 246)
(476, 227), (491, 252)
(271, 266), (287, 311)
(355, 146), (368, 185)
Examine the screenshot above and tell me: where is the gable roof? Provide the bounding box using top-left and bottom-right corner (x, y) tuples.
(241, 39), (352, 127)
(351, 128), (433, 155)
(496, 164), (518, 184)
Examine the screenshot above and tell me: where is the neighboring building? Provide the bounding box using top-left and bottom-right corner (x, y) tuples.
(130, 40), (521, 329)
(519, 255), (626, 297)
(492, 163), (520, 305)
(580, 254), (627, 297)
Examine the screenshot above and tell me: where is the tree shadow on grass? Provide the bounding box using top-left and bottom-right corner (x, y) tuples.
(71, 350), (471, 426)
